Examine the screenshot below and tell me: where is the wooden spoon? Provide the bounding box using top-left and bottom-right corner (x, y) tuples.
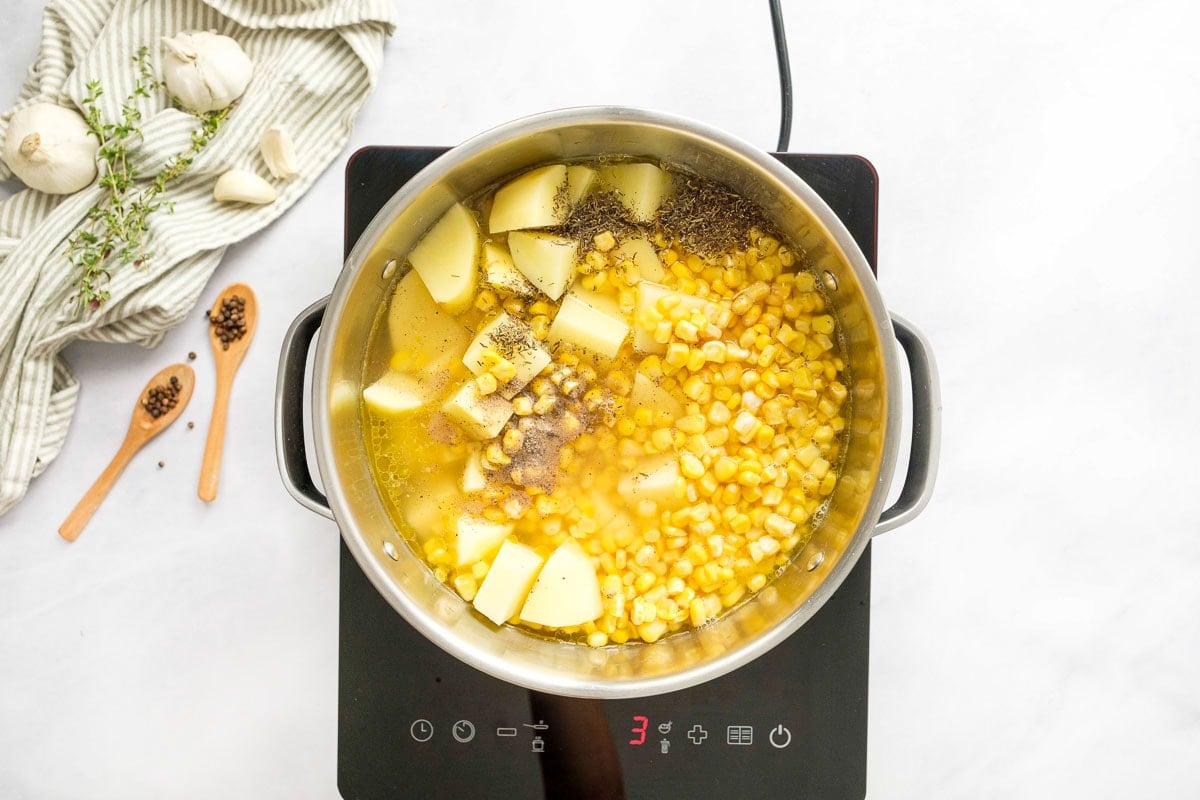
(198, 282), (258, 502)
(59, 363), (195, 542)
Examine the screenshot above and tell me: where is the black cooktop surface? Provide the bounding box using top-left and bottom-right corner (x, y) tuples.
(338, 147), (878, 800)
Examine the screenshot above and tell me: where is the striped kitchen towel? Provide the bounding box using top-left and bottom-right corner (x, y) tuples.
(0, 0), (398, 518)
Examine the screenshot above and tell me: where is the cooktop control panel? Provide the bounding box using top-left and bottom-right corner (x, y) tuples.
(339, 537), (869, 800)
(338, 148), (877, 800)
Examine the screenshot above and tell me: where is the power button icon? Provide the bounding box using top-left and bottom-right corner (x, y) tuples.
(769, 724), (792, 749)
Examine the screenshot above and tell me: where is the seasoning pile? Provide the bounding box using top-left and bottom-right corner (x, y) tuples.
(208, 294), (248, 350)
(141, 374), (183, 418)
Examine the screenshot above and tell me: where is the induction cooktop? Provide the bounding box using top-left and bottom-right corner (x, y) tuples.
(338, 147), (878, 800)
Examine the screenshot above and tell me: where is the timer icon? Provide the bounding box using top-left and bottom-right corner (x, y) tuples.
(452, 720), (476, 743)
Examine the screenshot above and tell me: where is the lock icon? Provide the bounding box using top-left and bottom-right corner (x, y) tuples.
(660, 739), (670, 754)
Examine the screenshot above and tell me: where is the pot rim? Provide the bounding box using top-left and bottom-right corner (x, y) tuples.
(312, 106), (902, 697)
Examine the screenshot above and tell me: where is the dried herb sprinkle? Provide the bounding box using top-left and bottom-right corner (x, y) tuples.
(657, 173), (772, 256)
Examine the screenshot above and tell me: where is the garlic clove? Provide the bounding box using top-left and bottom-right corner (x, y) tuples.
(2, 103), (99, 194)
(259, 125), (298, 180)
(213, 170), (277, 205)
(161, 32), (253, 113)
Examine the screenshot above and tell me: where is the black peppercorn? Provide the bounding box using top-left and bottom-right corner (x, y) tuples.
(209, 294), (248, 350)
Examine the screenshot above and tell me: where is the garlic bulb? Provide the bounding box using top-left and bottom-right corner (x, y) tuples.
(259, 125), (298, 180)
(161, 32), (253, 113)
(2, 103), (99, 194)
(213, 169), (277, 204)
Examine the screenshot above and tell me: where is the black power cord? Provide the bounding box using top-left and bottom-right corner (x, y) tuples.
(768, 0), (794, 152)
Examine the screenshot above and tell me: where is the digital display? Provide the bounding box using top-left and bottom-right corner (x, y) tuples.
(630, 715), (649, 746)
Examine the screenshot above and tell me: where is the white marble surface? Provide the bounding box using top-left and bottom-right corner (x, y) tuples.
(2, 0), (1199, 797)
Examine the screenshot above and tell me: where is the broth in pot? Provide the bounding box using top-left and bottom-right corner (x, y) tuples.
(360, 159), (849, 647)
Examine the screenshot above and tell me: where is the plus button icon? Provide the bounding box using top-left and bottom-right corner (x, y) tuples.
(686, 725), (708, 745)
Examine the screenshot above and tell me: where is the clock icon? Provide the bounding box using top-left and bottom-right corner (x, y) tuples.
(452, 720), (476, 743)
(410, 719), (434, 742)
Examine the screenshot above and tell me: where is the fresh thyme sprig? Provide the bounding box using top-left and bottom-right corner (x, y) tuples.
(67, 46), (230, 311)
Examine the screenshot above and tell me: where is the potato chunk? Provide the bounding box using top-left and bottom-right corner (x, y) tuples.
(613, 236), (666, 282)
(489, 165), (569, 233)
(455, 516), (512, 567)
(599, 163), (672, 223)
(617, 454), (686, 508)
(407, 203), (480, 314)
(519, 539), (603, 628)
(473, 541), (545, 626)
(548, 293), (629, 359)
(443, 380), (515, 439)
(386, 270), (472, 368)
(565, 165), (597, 206)
(508, 231), (577, 300)
(481, 242), (539, 298)
(362, 371), (426, 417)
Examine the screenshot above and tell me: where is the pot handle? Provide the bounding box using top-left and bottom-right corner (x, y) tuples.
(873, 314), (941, 535)
(274, 296), (335, 520)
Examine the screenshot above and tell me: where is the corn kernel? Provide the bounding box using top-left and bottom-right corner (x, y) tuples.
(634, 544), (657, 567)
(665, 342), (690, 369)
(502, 427), (524, 454)
(762, 486), (784, 506)
(764, 513), (797, 539)
(708, 456), (735, 483)
(645, 426), (673, 452)
(682, 375), (711, 403)
(484, 442), (510, 466)
(474, 289), (498, 312)
(674, 320), (700, 343)
(737, 470), (762, 487)
(732, 411), (759, 443)
(679, 452), (705, 480)
(453, 574), (478, 602)
(584, 250), (608, 273)
(593, 230), (617, 252)
(491, 357), (518, 383)
(637, 619), (668, 643)
(646, 319), (671, 345)
(475, 372), (499, 395)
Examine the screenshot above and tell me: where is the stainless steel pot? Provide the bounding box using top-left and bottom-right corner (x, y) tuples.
(275, 107), (940, 698)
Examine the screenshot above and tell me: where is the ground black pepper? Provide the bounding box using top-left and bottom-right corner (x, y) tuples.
(209, 294), (247, 350)
(142, 375), (182, 419)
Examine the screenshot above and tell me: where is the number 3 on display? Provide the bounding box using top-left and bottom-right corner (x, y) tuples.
(630, 715), (649, 745)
